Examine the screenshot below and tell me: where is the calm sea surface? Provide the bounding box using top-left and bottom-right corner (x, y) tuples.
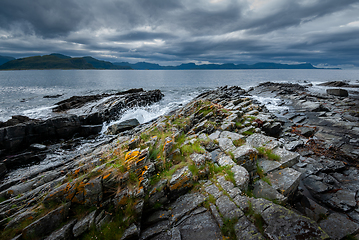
(0, 69), (358, 123)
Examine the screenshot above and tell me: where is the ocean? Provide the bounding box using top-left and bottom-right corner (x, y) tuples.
(0, 69), (358, 126)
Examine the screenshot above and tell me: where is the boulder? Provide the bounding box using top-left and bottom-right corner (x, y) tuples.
(262, 204), (329, 239)
(106, 119), (140, 135)
(327, 88), (349, 97)
(267, 168), (301, 197)
(233, 145), (258, 171)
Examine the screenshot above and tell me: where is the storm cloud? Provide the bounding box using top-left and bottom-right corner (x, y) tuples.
(0, 0), (359, 67)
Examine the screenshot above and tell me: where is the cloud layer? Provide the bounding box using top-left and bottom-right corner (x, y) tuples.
(1, 0), (359, 66)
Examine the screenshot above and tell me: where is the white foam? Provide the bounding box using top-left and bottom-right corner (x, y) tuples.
(22, 106), (54, 120)
(251, 95), (289, 112)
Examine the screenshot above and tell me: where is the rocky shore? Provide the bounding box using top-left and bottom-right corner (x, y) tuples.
(0, 82), (358, 240)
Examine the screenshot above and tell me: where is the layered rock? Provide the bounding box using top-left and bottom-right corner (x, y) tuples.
(1, 84), (358, 240)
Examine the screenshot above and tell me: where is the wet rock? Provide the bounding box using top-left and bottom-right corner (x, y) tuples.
(302, 176), (331, 194)
(267, 168), (301, 197)
(262, 122), (282, 137)
(22, 203), (71, 239)
(296, 126), (315, 137)
(177, 211), (223, 240)
(320, 213), (359, 240)
(262, 204), (329, 240)
(73, 210), (97, 237)
(44, 219), (77, 240)
(30, 143), (47, 151)
(80, 124), (103, 136)
(216, 195), (243, 219)
(325, 189), (356, 212)
(327, 88), (349, 97)
(284, 140), (304, 151)
(121, 223), (140, 240)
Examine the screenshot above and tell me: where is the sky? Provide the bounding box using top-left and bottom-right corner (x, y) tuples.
(0, 0), (359, 68)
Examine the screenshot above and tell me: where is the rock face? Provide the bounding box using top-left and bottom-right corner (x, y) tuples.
(1, 84), (358, 240)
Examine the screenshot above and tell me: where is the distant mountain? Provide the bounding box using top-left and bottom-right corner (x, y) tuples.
(0, 55), (16, 66)
(0, 54), (132, 70)
(114, 61), (321, 70)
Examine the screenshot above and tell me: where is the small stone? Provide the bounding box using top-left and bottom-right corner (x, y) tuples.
(216, 195), (243, 219)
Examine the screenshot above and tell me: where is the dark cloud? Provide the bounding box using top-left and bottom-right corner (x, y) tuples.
(0, 0), (359, 67)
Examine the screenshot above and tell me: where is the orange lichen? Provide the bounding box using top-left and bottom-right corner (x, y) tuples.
(103, 173), (111, 180)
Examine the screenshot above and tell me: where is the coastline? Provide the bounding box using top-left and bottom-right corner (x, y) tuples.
(0, 82), (358, 239)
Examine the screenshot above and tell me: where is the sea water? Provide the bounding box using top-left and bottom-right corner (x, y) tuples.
(0, 69), (358, 124)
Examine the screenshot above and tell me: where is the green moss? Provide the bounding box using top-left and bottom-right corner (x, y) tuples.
(188, 164), (199, 177)
(242, 129), (254, 135)
(221, 218), (238, 240)
(233, 139), (245, 147)
(256, 147), (280, 161)
(224, 169), (236, 185)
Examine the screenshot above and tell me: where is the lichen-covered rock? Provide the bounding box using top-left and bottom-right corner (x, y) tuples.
(170, 192), (205, 224)
(231, 165), (249, 191)
(261, 204), (329, 240)
(169, 166), (193, 197)
(233, 145), (258, 171)
(235, 216), (265, 240)
(163, 137), (173, 157)
(253, 180), (287, 204)
(217, 154), (235, 166)
(319, 213), (359, 240)
(218, 137), (236, 152)
(216, 195), (243, 219)
(84, 176), (103, 206)
(246, 133), (280, 150)
(267, 168), (302, 197)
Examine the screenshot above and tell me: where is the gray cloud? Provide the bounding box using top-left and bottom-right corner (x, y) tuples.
(0, 0), (359, 66)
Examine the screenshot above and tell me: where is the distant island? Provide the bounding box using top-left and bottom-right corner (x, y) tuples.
(0, 54), (131, 70)
(0, 53), (339, 70)
(114, 62), (327, 70)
